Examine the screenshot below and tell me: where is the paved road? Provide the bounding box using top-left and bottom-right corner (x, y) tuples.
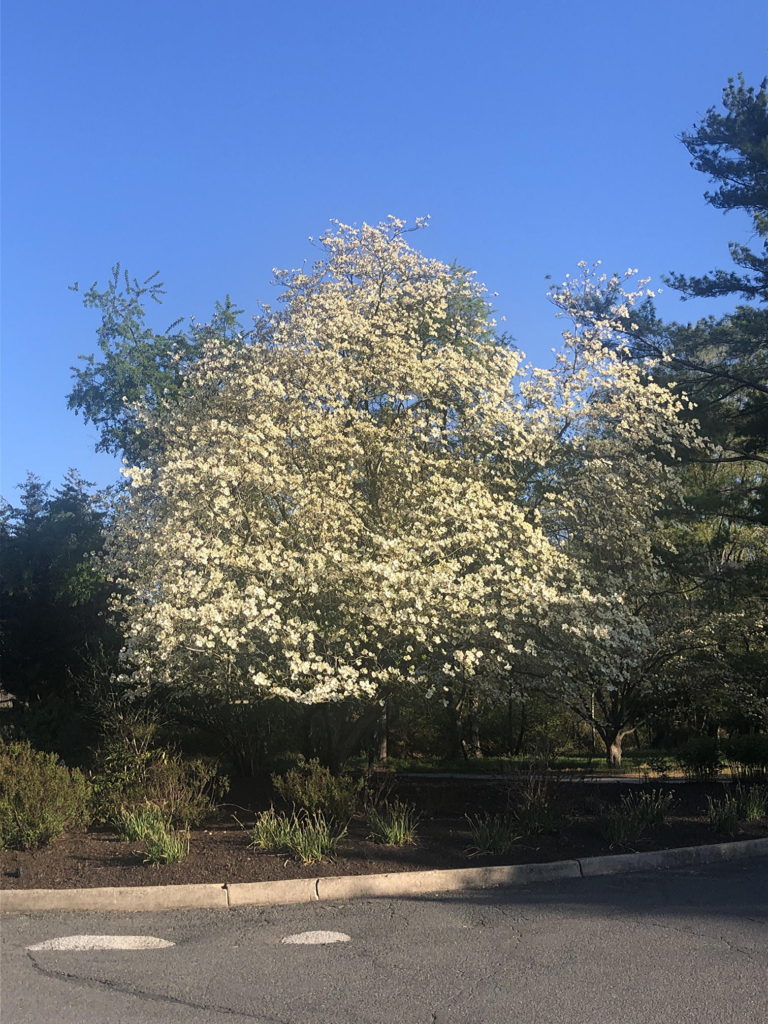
(3, 859), (767, 1024)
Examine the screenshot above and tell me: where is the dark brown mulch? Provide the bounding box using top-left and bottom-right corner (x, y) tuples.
(2, 779), (766, 891)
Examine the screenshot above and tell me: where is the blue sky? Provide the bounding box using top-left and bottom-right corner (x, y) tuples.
(2, 0), (766, 498)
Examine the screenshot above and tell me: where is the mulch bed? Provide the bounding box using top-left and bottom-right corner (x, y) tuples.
(2, 777), (766, 891)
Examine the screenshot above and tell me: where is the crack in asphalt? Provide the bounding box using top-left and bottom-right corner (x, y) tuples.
(645, 919), (766, 962)
(25, 950), (289, 1024)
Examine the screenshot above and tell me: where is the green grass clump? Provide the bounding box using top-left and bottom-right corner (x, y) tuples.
(248, 807), (295, 852)
(628, 789), (675, 827)
(598, 789), (673, 846)
(465, 812), (520, 857)
(734, 784), (768, 821)
(143, 824), (190, 865)
(114, 803), (170, 842)
(366, 800), (420, 846)
(513, 779), (560, 836)
(0, 740), (91, 850)
(706, 794), (740, 835)
(248, 808), (346, 864)
(598, 805), (646, 845)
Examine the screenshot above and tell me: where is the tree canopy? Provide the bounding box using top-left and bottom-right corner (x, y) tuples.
(104, 220), (693, 776)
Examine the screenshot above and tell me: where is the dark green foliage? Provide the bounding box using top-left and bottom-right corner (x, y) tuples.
(670, 74), (768, 303)
(90, 742), (227, 828)
(272, 757), (363, 824)
(0, 740), (91, 849)
(676, 737), (723, 780)
(645, 76), (767, 525)
(0, 472), (119, 722)
(726, 735), (768, 780)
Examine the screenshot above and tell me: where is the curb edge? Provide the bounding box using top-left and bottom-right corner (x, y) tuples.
(2, 838), (767, 914)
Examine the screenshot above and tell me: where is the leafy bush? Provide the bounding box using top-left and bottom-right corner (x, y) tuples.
(143, 824), (190, 865)
(91, 744), (227, 827)
(0, 740), (91, 849)
(706, 794), (740, 835)
(641, 754), (672, 779)
(465, 812), (520, 857)
(248, 808), (346, 864)
(675, 738), (722, 780)
(273, 758), (362, 824)
(366, 800), (420, 845)
(734, 784), (768, 821)
(725, 736), (768, 782)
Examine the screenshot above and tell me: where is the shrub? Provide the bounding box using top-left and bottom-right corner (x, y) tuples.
(642, 754), (672, 779)
(675, 738), (722, 780)
(272, 758), (362, 824)
(248, 808), (346, 864)
(734, 784), (768, 821)
(465, 812), (520, 857)
(706, 794), (740, 835)
(143, 824), (190, 865)
(0, 740), (91, 849)
(725, 736), (768, 782)
(366, 800), (420, 845)
(91, 744), (227, 827)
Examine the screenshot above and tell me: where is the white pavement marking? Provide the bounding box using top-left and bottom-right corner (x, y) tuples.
(27, 935), (175, 951)
(281, 930), (351, 945)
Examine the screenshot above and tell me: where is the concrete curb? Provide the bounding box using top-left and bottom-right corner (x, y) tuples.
(0, 882), (228, 914)
(315, 859), (581, 902)
(578, 836), (768, 876)
(227, 878), (319, 907)
(2, 838), (767, 914)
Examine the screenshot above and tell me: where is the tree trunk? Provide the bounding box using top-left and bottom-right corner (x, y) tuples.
(468, 709), (482, 759)
(446, 700), (465, 760)
(512, 698), (527, 757)
(376, 704), (388, 763)
(607, 738), (623, 767)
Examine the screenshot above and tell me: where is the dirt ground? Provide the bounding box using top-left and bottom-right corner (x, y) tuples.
(2, 777), (766, 890)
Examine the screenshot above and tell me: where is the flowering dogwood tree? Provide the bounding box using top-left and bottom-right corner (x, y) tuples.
(106, 222), (695, 763)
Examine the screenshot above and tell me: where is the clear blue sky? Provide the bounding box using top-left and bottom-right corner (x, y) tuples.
(2, 0), (766, 498)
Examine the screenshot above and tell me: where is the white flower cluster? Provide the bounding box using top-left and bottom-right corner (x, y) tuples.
(106, 221), (697, 707)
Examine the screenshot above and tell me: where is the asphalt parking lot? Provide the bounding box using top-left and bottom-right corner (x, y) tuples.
(3, 859), (767, 1024)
